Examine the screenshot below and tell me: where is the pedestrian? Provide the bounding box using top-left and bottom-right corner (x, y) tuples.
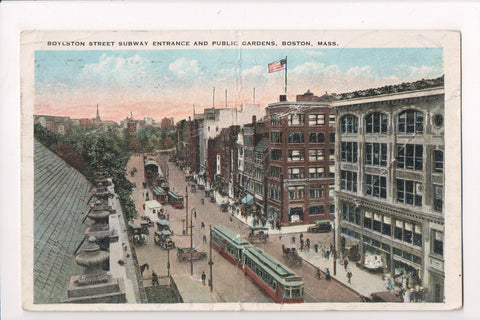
(326, 268), (331, 280)
(314, 243), (319, 253)
(299, 233), (304, 241)
(279, 234), (282, 241)
(306, 238), (310, 248)
(151, 270), (159, 286)
(300, 239), (304, 251)
(344, 259), (349, 271)
(316, 268), (321, 279)
(202, 235), (207, 244)
(347, 271), (352, 284)
(201, 222), (205, 230)
(230, 216), (233, 222)
(291, 235), (296, 244)
(326, 249), (330, 260)
(201, 271), (206, 285)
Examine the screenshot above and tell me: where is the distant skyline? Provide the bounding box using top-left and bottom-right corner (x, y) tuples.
(35, 48), (443, 123)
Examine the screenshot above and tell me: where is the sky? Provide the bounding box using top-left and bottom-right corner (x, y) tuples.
(34, 48), (443, 123)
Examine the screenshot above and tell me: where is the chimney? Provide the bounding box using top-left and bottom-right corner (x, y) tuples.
(279, 95), (287, 102)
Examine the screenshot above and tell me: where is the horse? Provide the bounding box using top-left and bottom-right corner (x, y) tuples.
(140, 263), (149, 276)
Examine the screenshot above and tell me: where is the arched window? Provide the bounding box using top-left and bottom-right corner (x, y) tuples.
(340, 115), (358, 134)
(365, 112), (388, 134)
(397, 110), (424, 134)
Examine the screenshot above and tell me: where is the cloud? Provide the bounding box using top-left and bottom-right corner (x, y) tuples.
(168, 58), (200, 76)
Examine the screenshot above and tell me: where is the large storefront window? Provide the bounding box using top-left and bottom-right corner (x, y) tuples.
(289, 207), (303, 222)
(342, 202), (361, 226)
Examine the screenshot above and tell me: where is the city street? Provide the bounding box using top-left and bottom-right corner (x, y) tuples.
(126, 153), (362, 303)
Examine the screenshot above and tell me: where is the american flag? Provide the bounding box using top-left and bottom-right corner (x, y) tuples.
(268, 59), (286, 73)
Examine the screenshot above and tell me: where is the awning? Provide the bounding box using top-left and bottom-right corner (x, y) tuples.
(241, 194), (253, 205)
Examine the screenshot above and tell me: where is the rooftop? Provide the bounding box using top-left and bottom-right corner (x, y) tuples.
(34, 140), (94, 303)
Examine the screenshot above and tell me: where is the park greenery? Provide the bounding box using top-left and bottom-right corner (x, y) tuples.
(34, 124), (175, 220)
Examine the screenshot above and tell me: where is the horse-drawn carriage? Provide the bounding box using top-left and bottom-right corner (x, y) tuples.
(248, 227), (269, 243)
(282, 245), (303, 267)
(128, 222), (146, 246)
(154, 230), (175, 249)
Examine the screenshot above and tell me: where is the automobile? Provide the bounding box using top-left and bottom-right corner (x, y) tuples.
(140, 216), (154, 227)
(176, 247), (207, 262)
(307, 220), (332, 233)
(154, 231), (175, 249)
(247, 227), (269, 243)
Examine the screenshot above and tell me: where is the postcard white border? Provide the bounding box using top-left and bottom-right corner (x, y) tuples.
(2, 2), (478, 320)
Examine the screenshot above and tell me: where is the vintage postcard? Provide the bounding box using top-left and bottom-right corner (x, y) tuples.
(20, 30), (462, 311)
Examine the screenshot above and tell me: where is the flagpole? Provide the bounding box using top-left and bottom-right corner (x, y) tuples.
(284, 56), (288, 97)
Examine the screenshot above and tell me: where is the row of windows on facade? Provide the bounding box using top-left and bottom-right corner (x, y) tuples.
(340, 171), (443, 212)
(340, 142), (444, 173)
(268, 183), (334, 201)
(340, 110), (443, 135)
(282, 203), (335, 216)
(341, 227), (424, 265)
(270, 113), (336, 127)
(268, 166), (336, 180)
(340, 202), (444, 257)
(270, 148), (335, 162)
(270, 131), (335, 144)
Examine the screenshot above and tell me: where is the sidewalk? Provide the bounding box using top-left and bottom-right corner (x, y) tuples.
(231, 210), (314, 235)
(173, 274), (221, 303)
(298, 249), (387, 298)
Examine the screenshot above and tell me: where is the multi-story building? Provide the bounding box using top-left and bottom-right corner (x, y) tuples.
(212, 126), (241, 204)
(237, 119), (268, 220)
(333, 78), (445, 302)
(175, 117), (200, 174)
(197, 104), (266, 184)
(266, 92), (336, 226)
(161, 117), (174, 128)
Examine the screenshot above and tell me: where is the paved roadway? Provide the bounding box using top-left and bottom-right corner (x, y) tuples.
(126, 153), (362, 303)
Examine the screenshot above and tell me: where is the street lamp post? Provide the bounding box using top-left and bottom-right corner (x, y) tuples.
(185, 186), (189, 235)
(209, 225), (214, 292)
(167, 247), (171, 286)
(190, 208), (195, 276)
(333, 219), (337, 276)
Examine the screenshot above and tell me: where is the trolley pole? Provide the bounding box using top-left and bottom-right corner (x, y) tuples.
(333, 219), (337, 276)
(167, 248), (171, 285)
(190, 209), (194, 276)
(185, 186), (189, 235)
(209, 225), (214, 292)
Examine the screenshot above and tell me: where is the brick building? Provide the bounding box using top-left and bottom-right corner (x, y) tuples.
(237, 119), (268, 220)
(161, 117), (174, 128)
(212, 126), (241, 204)
(333, 77), (445, 302)
(266, 92), (336, 225)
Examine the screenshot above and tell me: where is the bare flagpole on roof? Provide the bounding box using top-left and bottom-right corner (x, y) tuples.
(284, 56), (288, 97)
